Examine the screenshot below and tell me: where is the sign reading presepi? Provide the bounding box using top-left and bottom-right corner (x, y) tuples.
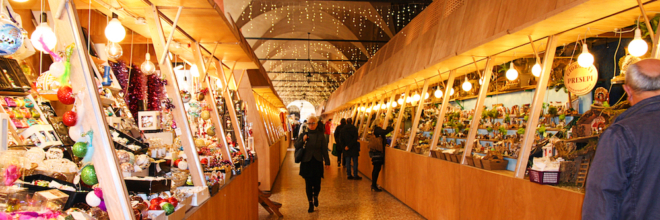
(564, 63), (598, 96)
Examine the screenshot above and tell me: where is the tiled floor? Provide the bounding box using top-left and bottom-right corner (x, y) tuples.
(259, 149), (426, 220)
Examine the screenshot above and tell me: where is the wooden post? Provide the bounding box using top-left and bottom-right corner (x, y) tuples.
(381, 93), (398, 129)
(390, 86), (410, 148)
(406, 79), (430, 152)
(351, 103), (361, 125)
(145, 5), (205, 186)
(191, 43), (234, 164)
(461, 57), (494, 164)
(637, 0), (656, 44)
(515, 35), (558, 178)
(217, 61), (249, 155)
(48, 0), (134, 218)
(363, 96), (386, 139)
(429, 71), (456, 155)
(359, 99), (377, 137)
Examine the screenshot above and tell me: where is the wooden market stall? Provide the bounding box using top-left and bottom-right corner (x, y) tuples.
(325, 0), (660, 219)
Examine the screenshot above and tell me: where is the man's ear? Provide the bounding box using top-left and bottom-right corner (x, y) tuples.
(623, 84), (634, 103)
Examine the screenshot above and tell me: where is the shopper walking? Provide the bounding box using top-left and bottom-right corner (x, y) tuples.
(334, 118), (347, 167)
(341, 118), (361, 180)
(583, 59), (660, 220)
(370, 120), (393, 192)
(295, 116), (330, 213)
(324, 119), (332, 149)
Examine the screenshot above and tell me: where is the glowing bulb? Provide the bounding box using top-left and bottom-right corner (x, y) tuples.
(462, 80), (472, 91)
(190, 64), (200, 77)
(31, 22), (57, 53)
(406, 96), (412, 103)
(105, 17), (126, 43)
(506, 62), (518, 81)
(479, 77), (484, 85)
(434, 88), (443, 98)
(450, 88), (455, 96)
(628, 28), (648, 57)
(366, 107), (371, 113)
(397, 98), (404, 105)
(425, 93), (429, 99)
(531, 62), (542, 77)
(577, 44), (594, 67)
(392, 102), (397, 108)
(106, 42), (123, 59)
(413, 93), (420, 102)
(361, 107), (366, 112)
(140, 53), (156, 75)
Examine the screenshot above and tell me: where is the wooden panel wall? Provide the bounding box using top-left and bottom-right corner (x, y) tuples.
(357, 145), (583, 220)
(187, 162), (259, 220)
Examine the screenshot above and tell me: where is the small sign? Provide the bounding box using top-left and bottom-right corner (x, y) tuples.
(564, 63), (598, 96)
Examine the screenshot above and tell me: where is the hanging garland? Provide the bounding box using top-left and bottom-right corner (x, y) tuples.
(109, 61), (129, 89)
(147, 74), (166, 111)
(125, 64), (146, 117)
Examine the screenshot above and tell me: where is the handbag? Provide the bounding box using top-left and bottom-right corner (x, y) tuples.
(369, 150), (384, 163)
(294, 132), (307, 163)
(331, 143), (339, 156)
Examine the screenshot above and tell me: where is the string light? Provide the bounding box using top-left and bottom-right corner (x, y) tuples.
(577, 44), (594, 67)
(506, 62), (518, 81)
(628, 28), (648, 57)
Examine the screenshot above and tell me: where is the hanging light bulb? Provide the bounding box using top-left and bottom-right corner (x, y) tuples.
(141, 53), (156, 75)
(462, 78), (472, 91)
(190, 64), (200, 77)
(628, 28), (648, 57)
(406, 96), (412, 103)
(577, 44), (594, 67)
(398, 94), (404, 104)
(361, 106), (366, 112)
(532, 62), (542, 77)
(506, 62), (519, 81)
(392, 101), (398, 108)
(413, 92), (421, 102)
(450, 88), (455, 96)
(425, 92), (429, 99)
(479, 77), (484, 85)
(366, 107), (371, 113)
(434, 87), (443, 98)
(30, 13), (57, 53)
(105, 13), (126, 43)
(106, 42), (123, 59)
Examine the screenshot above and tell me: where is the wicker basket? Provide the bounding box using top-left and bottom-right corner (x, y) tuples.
(482, 159), (508, 170)
(449, 154), (459, 163)
(465, 156), (474, 166)
(437, 152), (446, 160)
(473, 157), (483, 168)
(528, 169), (561, 185)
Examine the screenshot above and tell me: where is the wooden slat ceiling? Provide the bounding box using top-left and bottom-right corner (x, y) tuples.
(12, 0), (284, 105)
(324, 0), (658, 112)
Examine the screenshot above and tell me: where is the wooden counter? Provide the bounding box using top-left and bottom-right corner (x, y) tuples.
(357, 141), (584, 220)
(187, 161), (259, 220)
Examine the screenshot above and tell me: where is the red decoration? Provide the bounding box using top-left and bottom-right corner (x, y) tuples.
(200, 158), (208, 165)
(57, 86), (75, 105)
(150, 197), (162, 205)
(166, 197), (178, 207)
(173, 159), (181, 167)
(148, 204), (160, 210)
(63, 111), (77, 126)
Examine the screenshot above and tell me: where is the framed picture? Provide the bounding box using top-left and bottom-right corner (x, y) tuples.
(138, 111), (160, 130)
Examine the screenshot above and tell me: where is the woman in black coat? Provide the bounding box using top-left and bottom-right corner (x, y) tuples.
(295, 116), (330, 213)
(371, 120), (393, 192)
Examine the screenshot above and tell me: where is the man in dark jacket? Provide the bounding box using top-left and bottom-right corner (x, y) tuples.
(583, 59), (660, 219)
(334, 119), (347, 167)
(341, 118), (361, 180)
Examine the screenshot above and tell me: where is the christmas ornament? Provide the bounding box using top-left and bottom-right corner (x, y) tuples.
(166, 197), (178, 207)
(0, 16), (24, 56)
(173, 159), (181, 167)
(99, 201), (107, 211)
(177, 161), (188, 170)
(63, 111), (77, 126)
(94, 188), (103, 199)
(148, 204), (160, 210)
(102, 66), (113, 86)
(180, 91), (191, 103)
(69, 126), (82, 141)
(81, 165), (98, 186)
(57, 86), (75, 105)
(197, 93), (205, 102)
(72, 142), (88, 158)
(160, 202), (175, 215)
(85, 192), (101, 207)
(207, 127), (216, 136)
(194, 139), (205, 147)
(49, 62), (65, 77)
(150, 197), (162, 205)
(201, 110), (211, 120)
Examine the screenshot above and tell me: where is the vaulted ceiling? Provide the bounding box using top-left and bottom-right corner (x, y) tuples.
(226, 0), (431, 107)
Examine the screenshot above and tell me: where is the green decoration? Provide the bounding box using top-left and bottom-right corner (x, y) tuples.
(161, 202), (175, 215)
(603, 102), (610, 108)
(559, 114), (566, 121)
(72, 142), (88, 158)
(517, 128), (525, 135)
(498, 126), (507, 134)
(81, 165), (98, 186)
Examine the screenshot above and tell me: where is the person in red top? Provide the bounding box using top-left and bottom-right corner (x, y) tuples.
(324, 119), (332, 149)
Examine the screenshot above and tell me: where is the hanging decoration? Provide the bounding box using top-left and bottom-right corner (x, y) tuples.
(109, 61), (130, 89)
(0, 13), (23, 55)
(30, 13), (55, 53)
(147, 74), (166, 111)
(57, 86), (75, 105)
(102, 66), (113, 86)
(59, 44), (75, 86)
(62, 111), (77, 126)
(125, 65), (146, 118)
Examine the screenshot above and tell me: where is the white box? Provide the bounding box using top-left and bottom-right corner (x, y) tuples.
(147, 204), (186, 220)
(19, 125), (62, 148)
(138, 111), (160, 130)
(178, 186), (210, 206)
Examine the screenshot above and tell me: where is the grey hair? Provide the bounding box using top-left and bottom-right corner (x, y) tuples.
(627, 62), (660, 92)
(307, 116), (319, 123)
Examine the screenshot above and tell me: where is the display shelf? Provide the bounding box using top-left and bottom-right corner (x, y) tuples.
(561, 135), (600, 143)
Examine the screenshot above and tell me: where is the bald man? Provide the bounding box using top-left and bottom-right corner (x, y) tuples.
(583, 59), (660, 220)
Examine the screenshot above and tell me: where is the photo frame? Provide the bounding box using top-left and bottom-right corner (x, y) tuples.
(138, 111), (160, 130)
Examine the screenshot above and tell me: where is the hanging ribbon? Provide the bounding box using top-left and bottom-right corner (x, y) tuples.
(81, 130), (95, 165)
(59, 44), (75, 86)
